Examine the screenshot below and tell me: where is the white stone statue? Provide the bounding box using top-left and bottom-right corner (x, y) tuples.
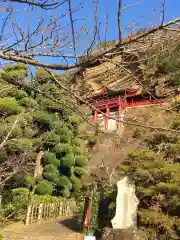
(111, 177), (139, 230)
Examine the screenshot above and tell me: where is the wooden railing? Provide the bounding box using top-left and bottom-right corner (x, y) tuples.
(91, 97), (168, 110)
(25, 199), (76, 226)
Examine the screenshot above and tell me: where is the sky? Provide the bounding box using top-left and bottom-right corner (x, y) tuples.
(76, 0), (180, 49)
(0, 0), (180, 69)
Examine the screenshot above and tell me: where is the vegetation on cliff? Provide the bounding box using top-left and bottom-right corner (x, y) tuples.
(0, 65), (88, 201)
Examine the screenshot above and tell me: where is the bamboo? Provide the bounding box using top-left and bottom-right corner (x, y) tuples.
(38, 203), (43, 222)
(25, 205), (31, 226)
(45, 205), (47, 220)
(30, 204), (35, 224)
(36, 204), (38, 221)
(26, 200), (76, 225)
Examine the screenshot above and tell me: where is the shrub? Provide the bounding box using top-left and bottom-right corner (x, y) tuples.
(7, 138), (34, 152)
(18, 97), (37, 108)
(0, 151), (7, 163)
(31, 111), (59, 126)
(12, 188), (29, 200)
(35, 180), (53, 195)
(4, 63), (27, 71)
(56, 176), (70, 187)
(41, 132), (61, 146)
(72, 138), (82, 146)
(74, 167), (85, 176)
(169, 72), (180, 86)
(36, 68), (53, 83)
(0, 98), (23, 115)
(43, 164), (59, 182)
(72, 145), (82, 155)
(1, 65), (27, 80)
(54, 143), (72, 155)
(32, 195), (63, 204)
(2, 188), (30, 220)
(57, 127), (74, 142)
(155, 182), (179, 194)
(61, 153), (75, 167)
(75, 155), (88, 166)
(24, 173), (35, 187)
(14, 89), (28, 99)
(70, 174), (82, 192)
(62, 187), (71, 198)
(43, 151), (60, 167)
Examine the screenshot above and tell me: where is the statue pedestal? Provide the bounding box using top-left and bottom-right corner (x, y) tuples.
(113, 228), (136, 240)
(101, 228), (137, 240)
(84, 236), (96, 240)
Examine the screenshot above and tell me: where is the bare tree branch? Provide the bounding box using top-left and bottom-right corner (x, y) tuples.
(68, 0), (77, 61)
(87, 0), (99, 55)
(117, 0), (122, 43)
(121, 0), (143, 11)
(0, 11), (12, 41)
(1, 0), (67, 9)
(161, 0), (166, 25)
(0, 117), (19, 149)
(104, 9), (108, 48)
(0, 153), (27, 185)
(0, 18), (179, 70)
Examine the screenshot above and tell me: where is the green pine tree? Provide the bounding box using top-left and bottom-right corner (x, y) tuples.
(0, 64), (88, 199)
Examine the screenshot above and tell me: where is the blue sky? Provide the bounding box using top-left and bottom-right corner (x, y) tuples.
(0, 0), (179, 69)
(78, 0), (179, 45)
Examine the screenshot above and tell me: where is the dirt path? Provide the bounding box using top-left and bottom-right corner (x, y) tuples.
(1, 217), (82, 240)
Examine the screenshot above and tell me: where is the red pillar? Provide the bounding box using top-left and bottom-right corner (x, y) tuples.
(93, 110), (98, 121)
(149, 94), (152, 102)
(105, 107), (110, 130)
(117, 98), (121, 129)
(125, 90), (127, 103)
(118, 96), (121, 106)
(117, 105), (121, 129)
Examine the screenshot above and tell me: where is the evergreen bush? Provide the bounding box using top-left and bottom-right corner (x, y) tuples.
(35, 180), (53, 195)
(43, 151), (60, 167)
(0, 63), (88, 203)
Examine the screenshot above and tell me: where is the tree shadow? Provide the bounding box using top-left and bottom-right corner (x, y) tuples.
(57, 215), (81, 233)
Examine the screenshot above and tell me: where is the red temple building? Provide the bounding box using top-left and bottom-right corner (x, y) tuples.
(89, 87), (167, 132)
(72, 33), (180, 132)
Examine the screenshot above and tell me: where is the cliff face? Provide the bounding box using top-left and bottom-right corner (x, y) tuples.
(84, 103), (176, 176)
(72, 29), (180, 99)
(75, 28), (180, 177)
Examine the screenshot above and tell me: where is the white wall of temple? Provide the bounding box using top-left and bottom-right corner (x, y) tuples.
(96, 110), (124, 132)
(97, 113), (105, 129)
(107, 111), (117, 132)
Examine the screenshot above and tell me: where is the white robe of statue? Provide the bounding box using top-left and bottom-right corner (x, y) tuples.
(111, 177), (139, 229)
